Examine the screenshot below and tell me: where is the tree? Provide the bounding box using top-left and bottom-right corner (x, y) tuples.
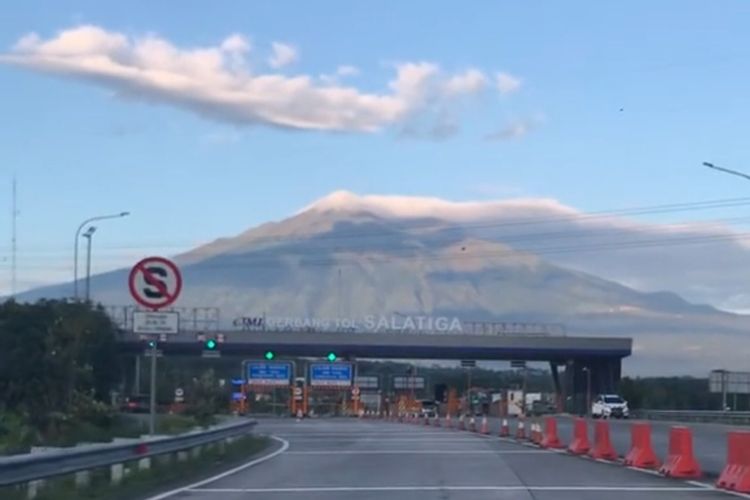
(0, 300), (121, 427)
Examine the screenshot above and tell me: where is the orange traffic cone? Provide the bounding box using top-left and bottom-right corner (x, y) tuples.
(499, 419), (510, 437)
(515, 420), (526, 440)
(480, 416), (489, 435)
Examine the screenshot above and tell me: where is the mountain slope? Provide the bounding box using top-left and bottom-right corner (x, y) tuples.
(16, 191), (750, 374)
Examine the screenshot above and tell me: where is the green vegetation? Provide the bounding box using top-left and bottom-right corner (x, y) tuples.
(0, 300), (122, 454)
(620, 376), (749, 410)
(0, 435), (270, 500)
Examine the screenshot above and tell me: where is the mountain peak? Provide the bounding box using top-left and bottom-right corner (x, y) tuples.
(300, 190), (574, 221)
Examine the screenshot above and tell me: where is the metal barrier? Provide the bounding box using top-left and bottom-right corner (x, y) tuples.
(0, 419), (257, 487)
(633, 410), (750, 426)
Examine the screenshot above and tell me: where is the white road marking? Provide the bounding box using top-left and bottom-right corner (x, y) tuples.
(286, 437), (486, 442)
(272, 432), (451, 437)
(686, 480), (750, 499)
(284, 450), (544, 454)
(188, 485), (714, 493)
(142, 436), (289, 500)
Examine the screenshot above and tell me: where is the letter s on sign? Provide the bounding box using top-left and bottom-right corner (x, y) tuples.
(143, 266), (168, 299)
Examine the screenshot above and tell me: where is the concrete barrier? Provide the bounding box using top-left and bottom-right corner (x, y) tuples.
(589, 421), (617, 461)
(659, 426), (701, 478)
(624, 422), (660, 470)
(541, 417), (563, 449)
(717, 431), (750, 493)
(567, 418), (590, 455)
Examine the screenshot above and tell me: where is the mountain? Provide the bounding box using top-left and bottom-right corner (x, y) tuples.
(16, 191), (750, 375)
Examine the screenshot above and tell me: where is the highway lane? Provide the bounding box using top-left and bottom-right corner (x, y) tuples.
(163, 418), (736, 500)
(483, 415), (740, 476)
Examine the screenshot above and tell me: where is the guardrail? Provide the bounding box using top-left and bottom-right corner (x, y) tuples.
(0, 418), (257, 488)
(632, 409), (750, 426)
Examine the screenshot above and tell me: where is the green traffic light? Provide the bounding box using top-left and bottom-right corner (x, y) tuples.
(264, 350), (276, 361)
(147, 340), (156, 348)
(326, 352), (337, 362)
(205, 339), (217, 350)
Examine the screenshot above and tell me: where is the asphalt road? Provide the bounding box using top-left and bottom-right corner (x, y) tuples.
(159, 418), (738, 500)
(484, 415), (741, 476)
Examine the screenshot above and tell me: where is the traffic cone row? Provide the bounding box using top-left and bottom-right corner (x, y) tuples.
(389, 409), (744, 486)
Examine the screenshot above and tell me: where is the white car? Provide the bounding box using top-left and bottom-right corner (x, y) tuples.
(591, 394), (629, 419)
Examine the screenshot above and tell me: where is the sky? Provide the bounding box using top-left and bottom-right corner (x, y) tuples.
(2, 1), (750, 296)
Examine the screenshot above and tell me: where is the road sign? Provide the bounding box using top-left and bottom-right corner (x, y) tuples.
(511, 360), (527, 369)
(460, 360), (476, 368)
(246, 362), (292, 386)
(355, 376), (379, 389)
(174, 387), (184, 403)
(393, 376), (425, 389)
(133, 311), (179, 334)
(710, 370), (750, 394)
(128, 257), (183, 310)
(310, 363), (353, 387)
(352, 386), (361, 396)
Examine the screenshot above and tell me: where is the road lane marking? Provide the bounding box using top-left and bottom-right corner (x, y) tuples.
(686, 480), (750, 499)
(143, 436), (290, 500)
(187, 485), (714, 493)
(286, 438), (487, 442)
(285, 449), (548, 454)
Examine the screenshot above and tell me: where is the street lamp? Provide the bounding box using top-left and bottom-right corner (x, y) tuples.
(582, 366), (592, 418)
(82, 226), (96, 302)
(703, 161), (750, 181)
(73, 211), (129, 299)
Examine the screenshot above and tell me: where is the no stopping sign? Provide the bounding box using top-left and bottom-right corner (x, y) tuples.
(128, 256), (182, 310)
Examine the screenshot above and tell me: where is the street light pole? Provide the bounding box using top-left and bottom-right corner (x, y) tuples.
(82, 226), (96, 302)
(583, 366), (592, 418)
(73, 211), (129, 299)
(703, 162), (750, 181)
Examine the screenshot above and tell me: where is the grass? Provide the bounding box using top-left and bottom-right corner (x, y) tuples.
(0, 413), (207, 456)
(0, 434), (271, 500)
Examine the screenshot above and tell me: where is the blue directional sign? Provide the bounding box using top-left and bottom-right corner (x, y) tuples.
(310, 363), (353, 387)
(246, 362), (292, 386)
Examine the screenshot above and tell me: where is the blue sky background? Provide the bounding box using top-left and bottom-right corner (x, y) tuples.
(2, 1), (750, 293)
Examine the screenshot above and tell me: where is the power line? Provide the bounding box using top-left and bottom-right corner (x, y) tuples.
(4, 195), (750, 256)
(5, 225), (750, 272)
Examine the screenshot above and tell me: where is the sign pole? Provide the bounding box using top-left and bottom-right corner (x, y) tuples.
(149, 340), (157, 435)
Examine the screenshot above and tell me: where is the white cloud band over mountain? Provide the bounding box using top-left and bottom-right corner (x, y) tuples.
(295, 191), (750, 313)
(2, 25), (517, 135)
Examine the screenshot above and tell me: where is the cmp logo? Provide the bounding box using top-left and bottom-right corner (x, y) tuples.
(128, 256), (182, 310)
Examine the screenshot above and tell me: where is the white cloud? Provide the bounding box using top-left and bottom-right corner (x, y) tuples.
(299, 190), (750, 312)
(2, 25), (516, 134)
(496, 72), (521, 94)
(336, 65), (359, 77)
(319, 65), (360, 85)
(220, 34), (251, 54)
(485, 114), (545, 142)
(484, 121), (530, 141)
(268, 41), (298, 68)
(443, 68), (488, 95)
